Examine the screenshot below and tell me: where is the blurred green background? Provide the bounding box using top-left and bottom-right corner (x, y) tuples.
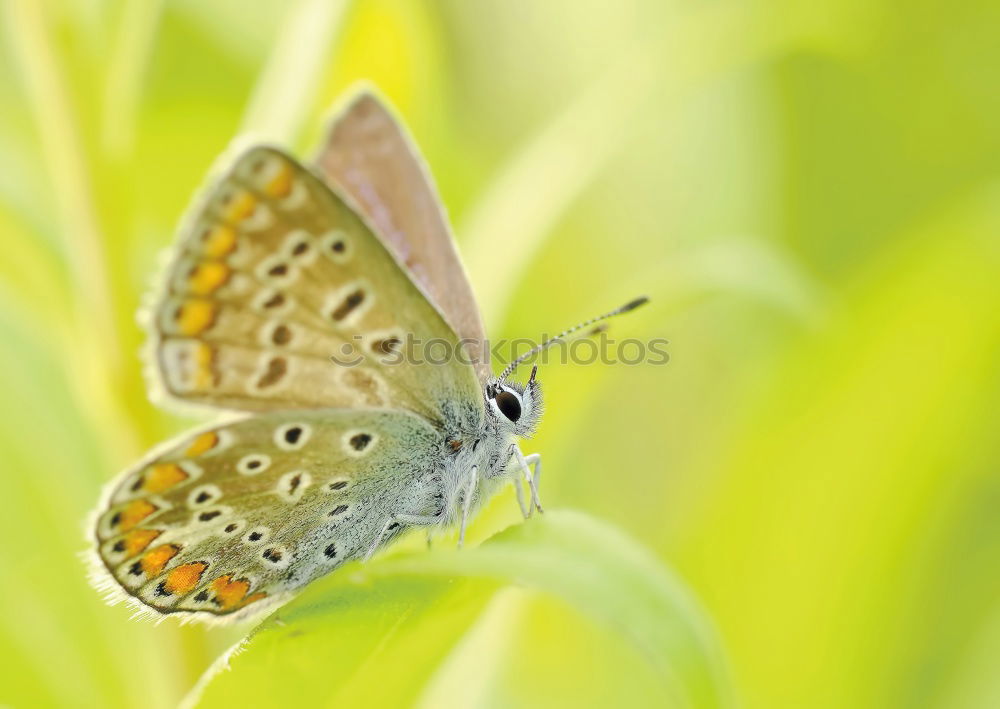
(1, 0), (998, 707)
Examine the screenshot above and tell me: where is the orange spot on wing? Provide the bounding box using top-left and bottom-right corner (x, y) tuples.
(263, 161), (293, 198)
(188, 261), (230, 295)
(241, 592), (268, 608)
(121, 529), (161, 556)
(221, 190), (256, 223)
(141, 463), (188, 493)
(140, 543), (181, 576)
(175, 299), (217, 335)
(117, 500), (157, 532)
(165, 562), (208, 594)
(202, 224), (237, 258)
(210, 575), (250, 610)
(184, 431), (219, 457)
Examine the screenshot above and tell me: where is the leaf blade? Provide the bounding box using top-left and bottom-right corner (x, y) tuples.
(189, 510), (732, 708)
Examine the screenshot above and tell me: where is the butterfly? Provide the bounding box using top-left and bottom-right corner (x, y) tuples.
(88, 90), (646, 623)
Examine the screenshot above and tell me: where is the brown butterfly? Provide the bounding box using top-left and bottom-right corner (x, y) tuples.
(88, 90), (645, 623)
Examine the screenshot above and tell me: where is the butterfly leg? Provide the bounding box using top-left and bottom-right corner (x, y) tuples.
(457, 465), (479, 549)
(512, 471), (530, 519)
(513, 446), (544, 515)
(364, 511), (445, 561)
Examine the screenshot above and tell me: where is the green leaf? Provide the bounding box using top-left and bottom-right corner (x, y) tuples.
(186, 510), (733, 708)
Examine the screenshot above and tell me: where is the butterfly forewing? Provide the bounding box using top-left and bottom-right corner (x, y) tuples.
(152, 146), (481, 426)
(315, 92), (491, 381)
(93, 410), (443, 619)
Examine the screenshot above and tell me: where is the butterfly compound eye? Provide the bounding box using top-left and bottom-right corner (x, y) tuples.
(495, 391), (522, 422)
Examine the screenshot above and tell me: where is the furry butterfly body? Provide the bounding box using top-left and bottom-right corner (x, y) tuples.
(89, 93), (546, 623)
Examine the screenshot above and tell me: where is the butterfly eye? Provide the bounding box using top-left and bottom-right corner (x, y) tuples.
(495, 391), (522, 422)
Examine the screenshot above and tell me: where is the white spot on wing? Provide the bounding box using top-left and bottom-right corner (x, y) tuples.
(237, 454), (271, 475)
(193, 505), (231, 525)
(239, 203), (274, 231)
(259, 545), (290, 569)
(282, 229), (317, 264)
(342, 429), (378, 458)
(187, 484), (222, 507)
(320, 229), (352, 264)
(364, 328), (406, 362)
(322, 279), (374, 327)
(275, 470), (312, 503)
(280, 179), (309, 209)
(255, 256), (298, 286)
(318, 541), (339, 563)
(160, 339), (199, 393)
(207, 429), (237, 455)
(219, 519), (246, 537)
(259, 320), (296, 349)
(337, 367), (389, 407)
(242, 526), (271, 545)
(253, 289), (294, 316)
(274, 422), (311, 450)
(178, 460), (204, 479)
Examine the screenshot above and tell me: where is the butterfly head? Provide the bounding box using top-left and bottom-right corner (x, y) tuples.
(486, 366), (543, 438)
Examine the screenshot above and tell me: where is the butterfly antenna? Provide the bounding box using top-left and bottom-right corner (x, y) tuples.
(497, 296), (649, 384)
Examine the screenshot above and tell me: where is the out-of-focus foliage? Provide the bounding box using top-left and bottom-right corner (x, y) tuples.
(0, 0), (997, 707)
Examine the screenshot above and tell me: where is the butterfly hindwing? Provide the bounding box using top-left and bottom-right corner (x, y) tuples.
(151, 145), (482, 426)
(92, 409), (445, 620)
